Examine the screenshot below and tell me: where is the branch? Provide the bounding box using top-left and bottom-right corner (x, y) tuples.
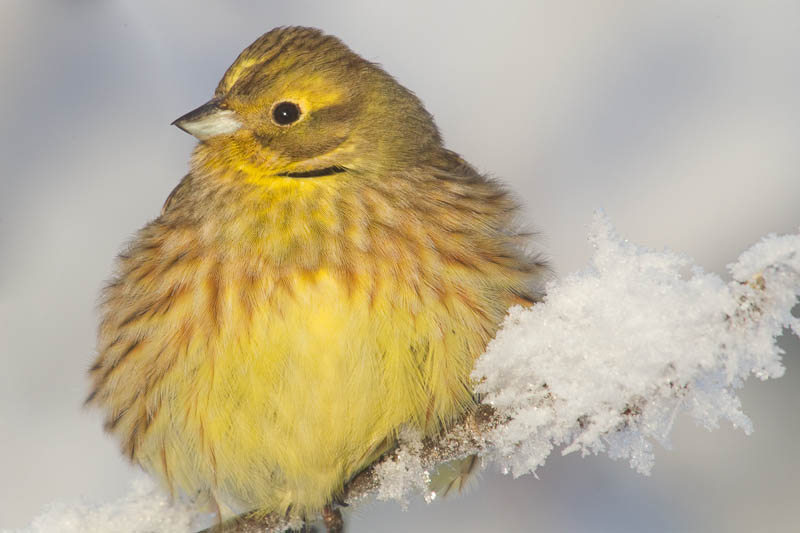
(218, 213), (800, 532)
(17, 214), (800, 533)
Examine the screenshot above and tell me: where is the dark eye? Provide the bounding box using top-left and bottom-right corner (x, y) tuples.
(272, 101), (301, 126)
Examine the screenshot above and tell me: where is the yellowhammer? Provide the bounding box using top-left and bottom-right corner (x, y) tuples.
(87, 26), (548, 530)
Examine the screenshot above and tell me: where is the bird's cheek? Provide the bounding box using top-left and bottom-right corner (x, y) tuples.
(235, 131), (290, 170)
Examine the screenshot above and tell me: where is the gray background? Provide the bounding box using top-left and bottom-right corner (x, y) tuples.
(1, 1), (798, 531)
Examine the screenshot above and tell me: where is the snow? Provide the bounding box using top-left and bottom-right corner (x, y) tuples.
(1, 475), (195, 533)
(472, 212), (800, 476)
(373, 428), (431, 508)
(9, 213), (799, 532)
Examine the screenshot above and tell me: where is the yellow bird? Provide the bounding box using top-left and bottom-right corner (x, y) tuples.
(87, 26), (548, 529)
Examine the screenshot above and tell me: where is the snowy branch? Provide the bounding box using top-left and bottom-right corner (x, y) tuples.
(12, 214), (799, 533)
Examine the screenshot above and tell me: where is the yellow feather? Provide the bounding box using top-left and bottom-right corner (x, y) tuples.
(88, 26), (548, 524)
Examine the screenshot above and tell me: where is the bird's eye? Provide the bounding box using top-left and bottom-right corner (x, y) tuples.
(271, 101), (301, 126)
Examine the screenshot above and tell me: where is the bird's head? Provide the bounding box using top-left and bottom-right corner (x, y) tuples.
(174, 26), (442, 181)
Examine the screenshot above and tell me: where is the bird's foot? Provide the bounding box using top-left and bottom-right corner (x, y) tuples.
(322, 504), (344, 533)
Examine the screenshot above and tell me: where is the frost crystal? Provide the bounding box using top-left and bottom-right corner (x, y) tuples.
(374, 428), (431, 508)
(473, 212), (800, 476)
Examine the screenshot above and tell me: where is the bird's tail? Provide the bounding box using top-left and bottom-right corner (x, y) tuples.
(428, 454), (481, 499)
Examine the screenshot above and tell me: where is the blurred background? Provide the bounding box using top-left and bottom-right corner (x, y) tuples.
(1, 1), (798, 531)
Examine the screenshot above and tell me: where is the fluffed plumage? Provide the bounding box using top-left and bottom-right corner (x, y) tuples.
(87, 26), (548, 526)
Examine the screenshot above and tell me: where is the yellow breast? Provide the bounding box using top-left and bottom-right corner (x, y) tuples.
(89, 170), (536, 518)
(137, 262), (485, 516)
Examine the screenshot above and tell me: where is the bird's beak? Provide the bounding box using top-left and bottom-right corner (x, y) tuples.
(172, 98), (242, 140)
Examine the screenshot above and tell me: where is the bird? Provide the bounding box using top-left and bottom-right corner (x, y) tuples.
(86, 26), (548, 531)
